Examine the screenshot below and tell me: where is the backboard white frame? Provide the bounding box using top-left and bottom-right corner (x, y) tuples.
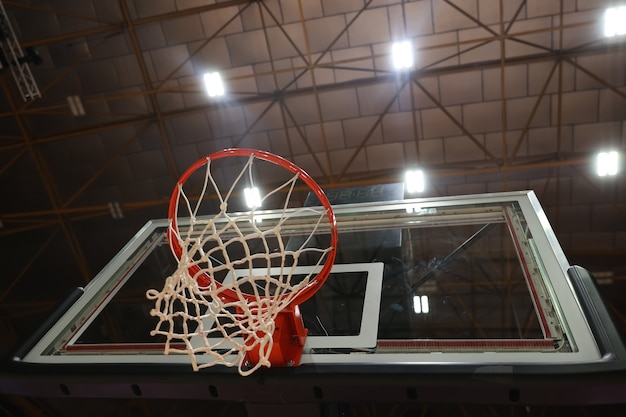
(16, 191), (608, 369)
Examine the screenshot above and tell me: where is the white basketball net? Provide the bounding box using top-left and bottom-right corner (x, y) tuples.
(147, 153), (334, 376)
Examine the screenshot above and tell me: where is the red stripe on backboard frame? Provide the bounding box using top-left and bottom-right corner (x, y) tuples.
(65, 342), (186, 352)
(377, 339), (556, 351)
(502, 206), (553, 339)
(67, 340), (556, 354)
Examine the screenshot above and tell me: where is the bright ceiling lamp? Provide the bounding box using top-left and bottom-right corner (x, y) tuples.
(413, 295), (429, 314)
(204, 71), (225, 97)
(244, 186), (262, 209)
(604, 6), (626, 37)
(391, 40), (414, 70)
(596, 151), (620, 176)
(404, 169), (425, 193)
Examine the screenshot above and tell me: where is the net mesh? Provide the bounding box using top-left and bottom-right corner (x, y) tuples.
(146, 153), (334, 375)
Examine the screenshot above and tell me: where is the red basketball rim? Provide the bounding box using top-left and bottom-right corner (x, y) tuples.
(167, 148), (337, 306)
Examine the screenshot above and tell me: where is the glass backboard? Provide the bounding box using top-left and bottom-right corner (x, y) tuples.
(14, 190), (619, 368)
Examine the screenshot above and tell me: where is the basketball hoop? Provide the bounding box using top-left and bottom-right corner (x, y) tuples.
(147, 149), (337, 375)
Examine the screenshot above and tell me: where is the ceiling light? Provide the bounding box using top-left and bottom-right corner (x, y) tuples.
(413, 295), (429, 314)
(404, 169), (425, 193)
(66, 95), (85, 116)
(596, 151), (620, 176)
(604, 6), (626, 37)
(244, 187), (261, 209)
(391, 40), (414, 70)
(203, 72), (225, 97)
(107, 201), (124, 220)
